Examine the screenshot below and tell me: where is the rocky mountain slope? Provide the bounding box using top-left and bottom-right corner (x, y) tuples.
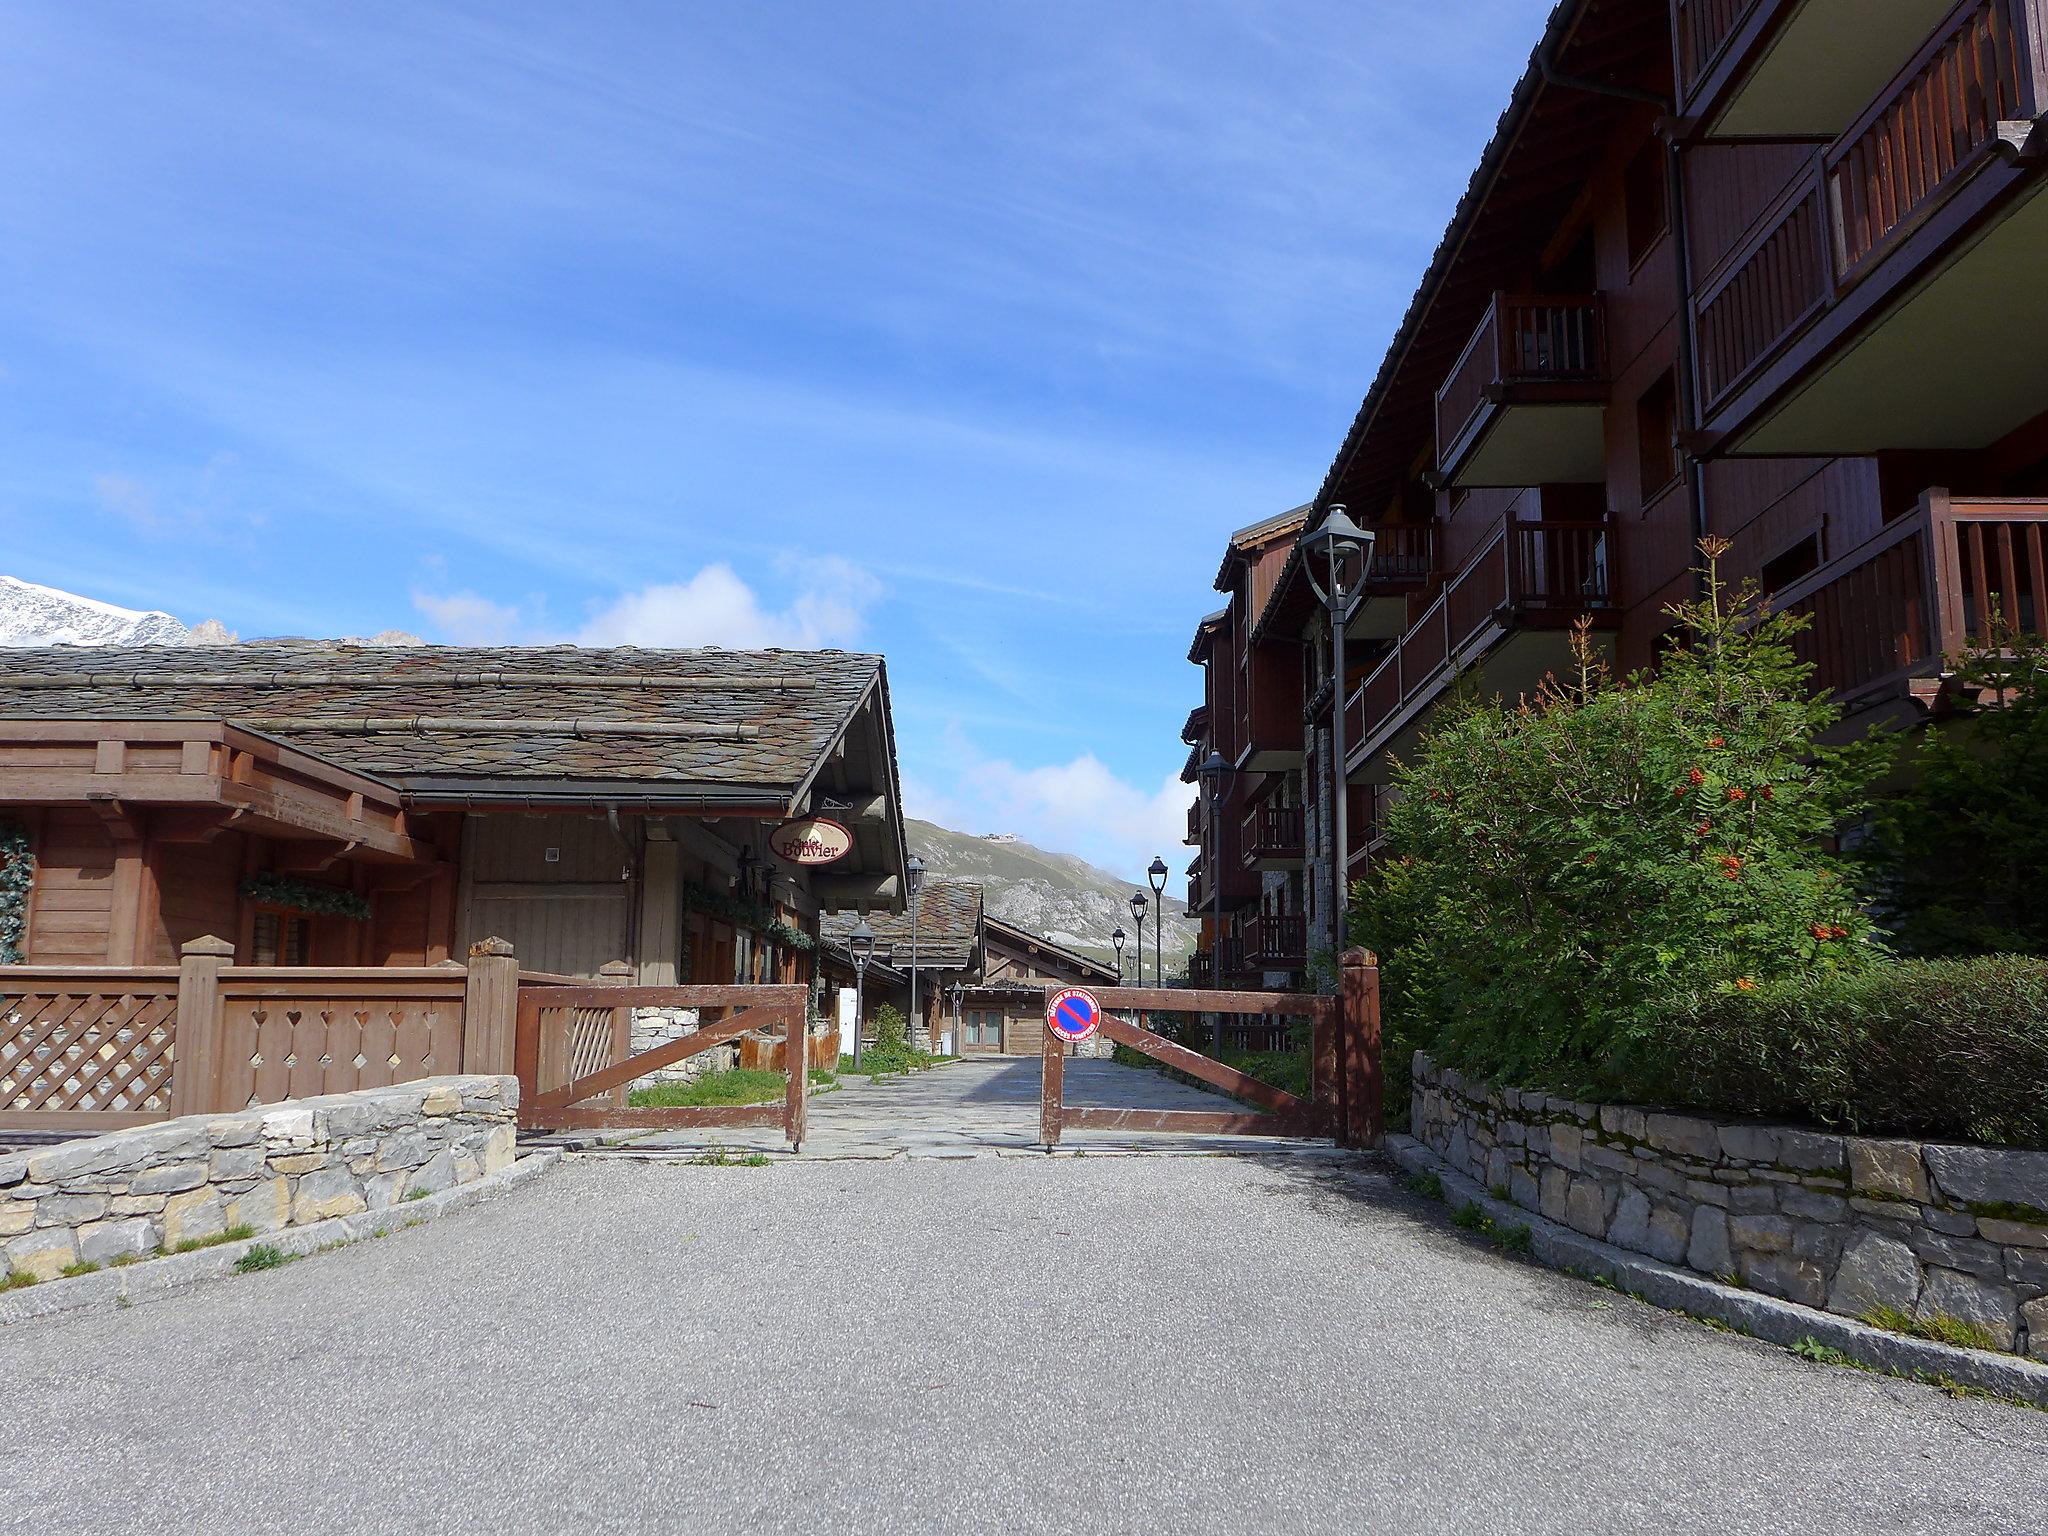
(906, 818), (1197, 975)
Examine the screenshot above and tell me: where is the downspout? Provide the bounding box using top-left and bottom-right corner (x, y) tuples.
(1536, 34), (1712, 599)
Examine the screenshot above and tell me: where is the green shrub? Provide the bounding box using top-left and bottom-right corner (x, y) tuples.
(1620, 955), (2048, 1146)
(1862, 626), (2048, 958)
(232, 1244), (289, 1274)
(1354, 542), (1886, 1098)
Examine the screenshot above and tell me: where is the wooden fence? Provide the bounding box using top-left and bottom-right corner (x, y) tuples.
(0, 935), (746, 1130)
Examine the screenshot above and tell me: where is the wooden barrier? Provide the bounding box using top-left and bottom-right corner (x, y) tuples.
(1037, 949), (1383, 1151)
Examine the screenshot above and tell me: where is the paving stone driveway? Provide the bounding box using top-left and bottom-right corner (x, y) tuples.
(3, 1152), (2042, 1534)
(612, 1056), (1329, 1159)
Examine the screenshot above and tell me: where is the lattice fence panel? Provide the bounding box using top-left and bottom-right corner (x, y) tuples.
(0, 988), (178, 1114)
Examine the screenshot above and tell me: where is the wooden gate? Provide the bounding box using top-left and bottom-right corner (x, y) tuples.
(1038, 949), (1382, 1150)
(514, 983), (810, 1148)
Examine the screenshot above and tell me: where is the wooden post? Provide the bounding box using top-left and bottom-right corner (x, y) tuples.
(1339, 947), (1383, 1148)
(461, 936), (518, 1077)
(168, 935), (234, 1117)
(598, 960), (635, 1109)
(1311, 995), (1339, 1138)
(784, 1001), (808, 1151)
(1039, 991), (1064, 1150)
(636, 829), (681, 985)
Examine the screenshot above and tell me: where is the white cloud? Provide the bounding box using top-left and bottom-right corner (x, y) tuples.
(909, 741), (1194, 886)
(410, 588), (528, 644)
(409, 556), (882, 652)
(576, 557), (880, 650)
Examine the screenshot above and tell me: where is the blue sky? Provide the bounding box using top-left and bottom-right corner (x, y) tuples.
(0, 0), (1543, 880)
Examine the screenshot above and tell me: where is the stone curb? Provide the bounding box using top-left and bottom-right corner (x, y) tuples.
(0, 1150), (560, 1328)
(1386, 1133), (2048, 1410)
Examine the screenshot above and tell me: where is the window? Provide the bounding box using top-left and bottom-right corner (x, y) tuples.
(967, 1011), (1002, 1048)
(250, 908), (310, 966)
(1636, 371), (1680, 497)
(1625, 138), (1668, 269)
(1761, 532), (1822, 593)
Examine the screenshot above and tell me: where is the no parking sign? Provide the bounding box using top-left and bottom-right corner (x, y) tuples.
(1045, 986), (1102, 1045)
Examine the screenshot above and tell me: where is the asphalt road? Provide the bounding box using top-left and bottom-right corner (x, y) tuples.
(4, 1153), (2043, 1535)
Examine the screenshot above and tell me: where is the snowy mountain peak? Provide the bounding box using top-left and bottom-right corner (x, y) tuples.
(0, 575), (231, 647)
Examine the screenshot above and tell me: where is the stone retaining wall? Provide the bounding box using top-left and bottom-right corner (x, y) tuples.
(1, 1075), (517, 1282)
(1411, 1053), (2048, 1358)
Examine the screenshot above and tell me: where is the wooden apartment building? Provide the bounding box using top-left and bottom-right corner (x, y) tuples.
(1186, 0), (2048, 986)
(0, 644), (908, 986)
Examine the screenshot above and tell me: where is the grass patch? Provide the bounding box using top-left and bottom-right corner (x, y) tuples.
(109, 1253), (143, 1268)
(1792, 1337), (1863, 1368)
(628, 1067), (788, 1108)
(171, 1224), (254, 1255)
(1, 1268), (37, 1291)
(686, 1150), (771, 1167)
(808, 1068), (837, 1088)
(1489, 1222), (1534, 1255)
(59, 1260), (101, 1278)
(1452, 1200), (1488, 1231)
(232, 1244), (290, 1274)
(1402, 1170), (1444, 1201)
(1863, 1305), (1999, 1352)
(402, 1187), (430, 1202)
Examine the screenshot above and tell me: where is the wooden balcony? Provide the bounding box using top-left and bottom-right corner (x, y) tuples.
(1434, 294), (1607, 489)
(1676, 0), (1960, 137)
(1342, 521), (1437, 642)
(1243, 802), (1306, 871)
(1242, 912), (1308, 971)
(1234, 634), (1306, 773)
(1344, 516), (1618, 784)
(1770, 489), (2048, 716)
(1693, 0), (2048, 455)
(1185, 800), (1202, 846)
(1186, 950), (1215, 987)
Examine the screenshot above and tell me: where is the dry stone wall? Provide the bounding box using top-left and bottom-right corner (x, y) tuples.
(1, 1075), (517, 1281)
(1412, 1053), (2048, 1359)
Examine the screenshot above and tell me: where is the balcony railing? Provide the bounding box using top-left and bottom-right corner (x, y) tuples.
(1694, 0), (2048, 417)
(1243, 803), (1306, 867)
(1187, 951), (1215, 986)
(1435, 294), (1606, 474)
(1242, 912), (1308, 969)
(1364, 521), (1435, 587)
(1185, 801), (1202, 845)
(1677, 0), (1762, 97)
(1771, 490), (2048, 702)
(1343, 515), (1614, 767)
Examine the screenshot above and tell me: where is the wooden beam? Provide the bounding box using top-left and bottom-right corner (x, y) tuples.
(271, 838), (361, 874)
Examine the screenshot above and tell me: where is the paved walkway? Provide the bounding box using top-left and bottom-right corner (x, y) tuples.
(596, 1056), (1332, 1159)
(4, 1154), (2041, 1533)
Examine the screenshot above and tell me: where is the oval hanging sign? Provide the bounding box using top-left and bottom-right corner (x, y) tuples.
(769, 817), (854, 867)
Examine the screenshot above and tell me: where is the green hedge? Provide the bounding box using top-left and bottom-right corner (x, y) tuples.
(1612, 956), (2048, 1148)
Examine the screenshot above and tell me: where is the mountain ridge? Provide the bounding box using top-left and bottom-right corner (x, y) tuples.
(906, 818), (1196, 974)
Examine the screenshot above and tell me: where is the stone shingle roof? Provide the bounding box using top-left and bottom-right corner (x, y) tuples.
(0, 642), (883, 800)
(820, 878), (983, 970)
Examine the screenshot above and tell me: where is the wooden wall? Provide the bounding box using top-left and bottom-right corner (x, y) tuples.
(148, 836), (244, 964)
(21, 809), (116, 964)
(458, 813), (634, 979)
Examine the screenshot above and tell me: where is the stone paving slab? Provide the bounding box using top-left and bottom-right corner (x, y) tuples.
(554, 1057), (1330, 1161)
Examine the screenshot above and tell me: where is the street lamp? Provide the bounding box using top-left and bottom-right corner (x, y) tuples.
(906, 855), (925, 1050)
(1128, 889), (1148, 987)
(849, 918), (876, 1070)
(1299, 505), (1376, 960)
(1198, 750), (1231, 1047)
(1147, 856), (1169, 985)
(1110, 925), (1127, 983)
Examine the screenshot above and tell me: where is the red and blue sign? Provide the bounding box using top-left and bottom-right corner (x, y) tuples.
(1046, 986), (1102, 1044)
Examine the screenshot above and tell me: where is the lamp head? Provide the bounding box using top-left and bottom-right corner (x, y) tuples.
(1129, 890), (1148, 922)
(1147, 855), (1168, 895)
(1111, 926), (1126, 953)
(907, 855), (925, 894)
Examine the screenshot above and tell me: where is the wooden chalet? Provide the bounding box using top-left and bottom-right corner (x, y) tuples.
(1185, 0), (2048, 987)
(954, 915), (1118, 1058)
(0, 644), (908, 986)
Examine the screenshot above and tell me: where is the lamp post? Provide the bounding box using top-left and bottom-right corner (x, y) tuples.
(1299, 505), (1376, 961)
(1110, 925), (1127, 984)
(1147, 856), (1168, 985)
(906, 855), (925, 1050)
(1198, 750), (1231, 1051)
(1128, 889), (1148, 988)
(849, 919), (876, 1070)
